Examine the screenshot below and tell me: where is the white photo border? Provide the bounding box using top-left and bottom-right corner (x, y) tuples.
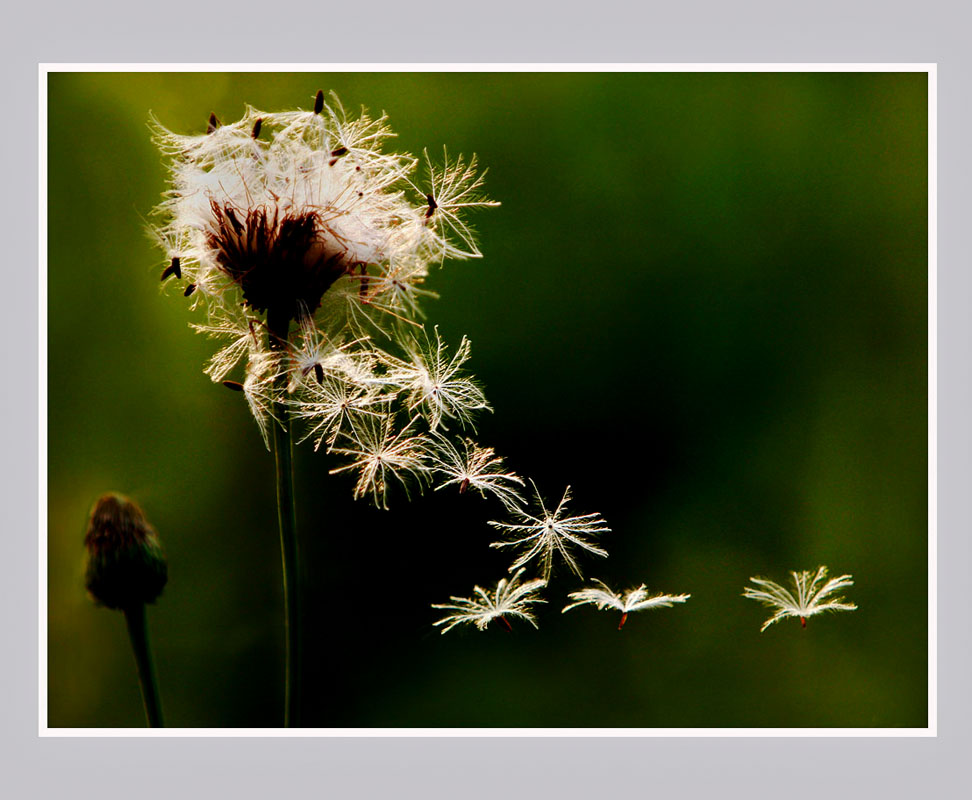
(38, 62), (937, 738)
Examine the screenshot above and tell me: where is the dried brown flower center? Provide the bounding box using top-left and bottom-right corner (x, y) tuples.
(206, 201), (353, 323)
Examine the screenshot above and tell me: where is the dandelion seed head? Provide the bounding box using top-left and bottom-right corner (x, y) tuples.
(153, 100), (491, 332)
(152, 93), (499, 481)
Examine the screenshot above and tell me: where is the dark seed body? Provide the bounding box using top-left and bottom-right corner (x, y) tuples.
(184, 283), (196, 297)
(160, 257), (181, 281)
(314, 90), (325, 115)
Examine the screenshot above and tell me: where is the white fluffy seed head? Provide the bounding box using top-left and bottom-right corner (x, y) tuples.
(152, 96), (494, 325)
(153, 94), (499, 506)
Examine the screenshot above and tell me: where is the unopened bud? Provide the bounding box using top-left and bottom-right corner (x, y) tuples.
(84, 493), (168, 609)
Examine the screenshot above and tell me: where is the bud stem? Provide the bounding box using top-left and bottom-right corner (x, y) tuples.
(122, 603), (164, 727)
(268, 310), (302, 727)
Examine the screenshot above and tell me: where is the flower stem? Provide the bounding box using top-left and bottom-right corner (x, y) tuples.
(268, 311), (302, 727)
(122, 603), (164, 727)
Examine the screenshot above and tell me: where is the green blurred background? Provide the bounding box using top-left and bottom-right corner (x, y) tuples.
(47, 72), (927, 728)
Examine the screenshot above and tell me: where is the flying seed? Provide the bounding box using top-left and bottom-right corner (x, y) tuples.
(251, 118), (262, 139)
(314, 90), (324, 115)
(425, 193), (437, 219)
(184, 283), (196, 297)
(207, 112), (220, 133)
(160, 256), (181, 281)
(313, 363), (324, 385)
(459, 478), (469, 494)
(328, 158), (338, 167)
(222, 380), (244, 392)
(330, 146), (348, 158)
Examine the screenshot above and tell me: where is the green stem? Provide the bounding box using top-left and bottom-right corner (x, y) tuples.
(268, 311), (301, 727)
(123, 603), (164, 727)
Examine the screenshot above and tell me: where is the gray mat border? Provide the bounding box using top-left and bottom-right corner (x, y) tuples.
(3, 1), (967, 797)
